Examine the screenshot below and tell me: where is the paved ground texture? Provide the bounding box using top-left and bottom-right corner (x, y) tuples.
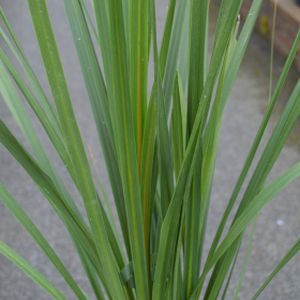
(0, 1), (299, 299)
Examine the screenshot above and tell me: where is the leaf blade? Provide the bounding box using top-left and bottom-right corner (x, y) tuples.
(0, 242), (67, 300)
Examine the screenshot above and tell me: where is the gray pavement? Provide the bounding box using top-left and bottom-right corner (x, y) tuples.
(0, 1), (299, 299)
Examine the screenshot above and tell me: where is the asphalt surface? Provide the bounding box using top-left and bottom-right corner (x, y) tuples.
(0, 1), (299, 299)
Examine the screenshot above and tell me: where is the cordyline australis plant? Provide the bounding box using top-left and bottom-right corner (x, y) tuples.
(0, 0), (299, 299)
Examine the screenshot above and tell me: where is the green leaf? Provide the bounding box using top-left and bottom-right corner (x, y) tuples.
(103, 0), (150, 297)
(171, 73), (184, 179)
(129, 0), (149, 165)
(27, 1), (126, 298)
(207, 29), (300, 268)
(162, 0), (188, 110)
(0, 186), (87, 300)
(251, 239), (300, 300)
(1, 1), (300, 299)
(191, 161), (300, 299)
(140, 95), (157, 264)
(0, 120), (108, 297)
(186, 0), (209, 136)
(233, 220), (257, 300)
(159, 0), (176, 73)
(0, 242), (67, 300)
(151, 0), (245, 292)
(0, 49), (71, 172)
(63, 0), (130, 262)
(0, 7), (59, 126)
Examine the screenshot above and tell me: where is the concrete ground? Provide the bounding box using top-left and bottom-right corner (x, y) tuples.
(0, 1), (299, 299)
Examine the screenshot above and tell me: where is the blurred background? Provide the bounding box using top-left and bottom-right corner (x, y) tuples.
(0, 0), (299, 299)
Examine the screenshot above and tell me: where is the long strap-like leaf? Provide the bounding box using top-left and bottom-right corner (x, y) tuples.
(27, 1), (126, 298)
(251, 239), (300, 300)
(0, 120), (109, 298)
(103, 0), (150, 297)
(206, 29), (300, 268)
(0, 242), (67, 300)
(63, 0), (130, 263)
(0, 186), (87, 300)
(191, 162), (300, 299)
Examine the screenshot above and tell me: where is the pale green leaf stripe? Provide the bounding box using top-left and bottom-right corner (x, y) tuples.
(27, 1), (126, 298)
(0, 185), (87, 300)
(190, 162), (300, 299)
(0, 242), (67, 300)
(251, 239), (300, 300)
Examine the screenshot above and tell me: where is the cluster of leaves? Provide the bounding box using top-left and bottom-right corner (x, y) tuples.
(0, 0), (299, 299)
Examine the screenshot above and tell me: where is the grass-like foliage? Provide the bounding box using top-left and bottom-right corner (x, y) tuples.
(0, 0), (300, 299)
